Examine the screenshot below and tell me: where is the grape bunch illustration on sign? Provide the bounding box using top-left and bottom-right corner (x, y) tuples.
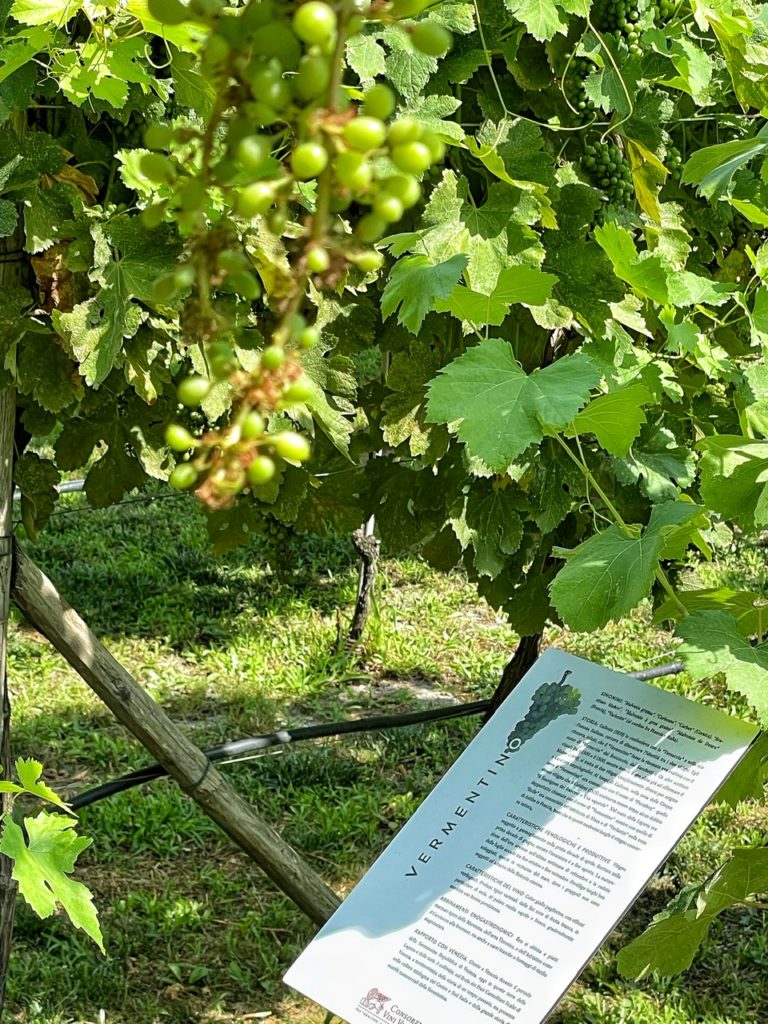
(506, 670), (581, 752)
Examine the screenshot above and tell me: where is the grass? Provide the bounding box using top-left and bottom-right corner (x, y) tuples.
(4, 491), (767, 1024)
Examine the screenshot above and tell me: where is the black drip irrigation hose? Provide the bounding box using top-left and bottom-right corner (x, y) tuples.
(69, 661), (685, 812)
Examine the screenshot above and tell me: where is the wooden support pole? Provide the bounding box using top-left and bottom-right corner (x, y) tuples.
(0, 390), (15, 1020)
(11, 544), (341, 926)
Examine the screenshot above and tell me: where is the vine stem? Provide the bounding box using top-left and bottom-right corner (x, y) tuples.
(553, 432), (689, 619)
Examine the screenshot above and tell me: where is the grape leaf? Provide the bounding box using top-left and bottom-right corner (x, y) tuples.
(682, 133), (768, 198)
(0, 812), (103, 951)
(611, 424), (695, 501)
(698, 435), (768, 533)
(0, 26), (57, 85)
(15, 451), (60, 540)
(434, 265), (557, 327)
(426, 338), (599, 470)
(10, 0), (82, 25)
(381, 340), (447, 457)
(451, 483), (524, 578)
(17, 334), (82, 414)
(711, 732), (768, 807)
(346, 34), (387, 86)
(0, 198), (17, 237)
(170, 48), (217, 118)
(10, 757), (69, 810)
(618, 849), (768, 978)
(654, 587), (764, 636)
(503, 0), (569, 41)
(569, 384), (652, 457)
(677, 610), (768, 723)
(550, 502), (704, 631)
(382, 254), (468, 334)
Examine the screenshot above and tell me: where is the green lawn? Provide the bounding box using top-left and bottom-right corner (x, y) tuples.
(6, 491), (767, 1024)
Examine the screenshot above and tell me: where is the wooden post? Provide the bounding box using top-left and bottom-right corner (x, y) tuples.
(11, 545), (341, 926)
(0, 113), (23, 1015)
(0, 391), (15, 1020)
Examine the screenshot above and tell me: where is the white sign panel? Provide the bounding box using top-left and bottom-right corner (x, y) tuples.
(285, 649), (758, 1024)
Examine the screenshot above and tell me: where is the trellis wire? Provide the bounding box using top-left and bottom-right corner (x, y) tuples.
(69, 661), (685, 811)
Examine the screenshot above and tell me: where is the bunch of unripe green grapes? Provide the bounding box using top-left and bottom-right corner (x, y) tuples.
(582, 139), (633, 204)
(146, 0), (452, 508)
(590, 0), (648, 54)
(166, 323), (317, 508)
(505, 680), (581, 751)
(650, 0), (678, 18)
(666, 144), (682, 179)
(562, 55), (595, 115)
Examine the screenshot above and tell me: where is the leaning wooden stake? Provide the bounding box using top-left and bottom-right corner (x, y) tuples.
(11, 545), (340, 926)
(0, 389), (15, 1020)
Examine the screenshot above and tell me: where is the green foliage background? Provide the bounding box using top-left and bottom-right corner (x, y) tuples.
(1, 0), (768, 980)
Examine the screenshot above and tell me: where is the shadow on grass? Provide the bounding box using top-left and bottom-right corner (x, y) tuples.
(16, 491), (362, 647)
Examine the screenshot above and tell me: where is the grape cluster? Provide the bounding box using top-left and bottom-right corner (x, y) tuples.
(506, 680), (581, 751)
(166, 326), (316, 509)
(591, 0), (647, 54)
(582, 139), (633, 204)
(666, 144), (682, 179)
(562, 56), (595, 115)
(650, 0), (677, 19)
(112, 116), (144, 150)
(144, 0), (453, 509)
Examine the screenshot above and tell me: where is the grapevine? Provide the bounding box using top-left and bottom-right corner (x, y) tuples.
(0, 0), (767, 994)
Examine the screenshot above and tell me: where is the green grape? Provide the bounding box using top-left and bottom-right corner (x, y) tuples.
(176, 177), (207, 211)
(169, 463), (199, 490)
(291, 141), (328, 179)
(298, 324), (320, 348)
(237, 181), (275, 217)
(267, 207), (289, 234)
(392, 0), (430, 16)
(283, 377), (313, 402)
(218, 249), (251, 274)
(306, 245), (330, 272)
(273, 430), (311, 461)
(252, 23), (302, 69)
(144, 124), (174, 150)
(363, 83), (396, 121)
(250, 61), (292, 108)
(389, 117), (422, 146)
(237, 134), (272, 173)
(422, 131), (446, 163)
(148, 0), (187, 23)
(140, 152), (175, 184)
(353, 250), (384, 272)
(335, 151), (373, 191)
(166, 424), (198, 452)
(243, 410), (266, 439)
(373, 194), (404, 223)
(204, 33), (231, 65)
(210, 353), (236, 379)
(582, 139), (633, 204)
(562, 56), (594, 114)
(296, 54), (331, 101)
(173, 264), (196, 290)
(178, 375), (211, 407)
(343, 116), (387, 151)
(293, 1), (337, 45)
(152, 273), (178, 303)
(248, 454), (277, 485)
(228, 271), (262, 299)
(411, 22), (452, 57)
(391, 141), (431, 174)
(141, 201), (167, 228)
(381, 174), (421, 208)
(358, 213), (387, 242)
(262, 345), (286, 370)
